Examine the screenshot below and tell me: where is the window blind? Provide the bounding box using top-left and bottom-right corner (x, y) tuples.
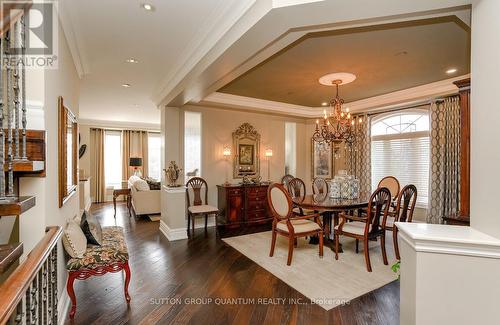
(371, 135), (429, 207)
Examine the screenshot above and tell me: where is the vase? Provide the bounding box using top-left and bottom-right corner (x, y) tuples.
(329, 179), (341, 198)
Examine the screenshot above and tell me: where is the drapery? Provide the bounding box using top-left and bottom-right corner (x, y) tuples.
(90, 128), (106, 202)
(122, 130), (149, 179)
(427, 96), (461, 224)
(346, 113), (371, 194)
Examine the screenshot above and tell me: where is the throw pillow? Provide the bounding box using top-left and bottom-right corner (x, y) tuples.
(143, 177), (161, 190)
(80, 211), (103, 245)
(62, 220), (87, 258)
(133, 178), (150, 191)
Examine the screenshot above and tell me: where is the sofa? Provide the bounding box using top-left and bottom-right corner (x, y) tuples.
(128, 176), (161, 215)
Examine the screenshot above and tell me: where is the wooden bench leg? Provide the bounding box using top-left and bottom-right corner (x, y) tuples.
(124, 262), (131, 302)
(67, 272), (78, 319)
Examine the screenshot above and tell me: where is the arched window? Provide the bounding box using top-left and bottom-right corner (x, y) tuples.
(371, 110), (429, 206)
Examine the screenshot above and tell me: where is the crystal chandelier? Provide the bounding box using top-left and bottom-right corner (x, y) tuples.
(313, 76), (362, 147)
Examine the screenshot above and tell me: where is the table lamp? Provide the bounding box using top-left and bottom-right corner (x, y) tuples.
(223, 146), (231, 185)
(129, 157), (143, 177)
(265, 148), (273, 182)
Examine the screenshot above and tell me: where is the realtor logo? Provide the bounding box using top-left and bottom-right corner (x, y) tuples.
(1, 0), (58, 68)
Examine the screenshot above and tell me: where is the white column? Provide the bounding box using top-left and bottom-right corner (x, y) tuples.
(398, 1), (500, 323)
(397, 223), (500, 325)
(470, 0), (500, 238)
(159, 106), (188, 241)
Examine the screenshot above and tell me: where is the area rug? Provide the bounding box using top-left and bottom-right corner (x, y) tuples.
(223, 231), (397, 310)
(147, 214), (161, 222)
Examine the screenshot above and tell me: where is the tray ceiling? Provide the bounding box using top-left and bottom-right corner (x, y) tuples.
(219, 16), (470, 107)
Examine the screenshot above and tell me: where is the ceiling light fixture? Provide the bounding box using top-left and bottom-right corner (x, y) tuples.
(321, 102), (328, 106)
(446, 68), (457, 74)
(122, 83), (131, 88)
(126, 58), (139, 63)
(141, 3), (155, 11)
(313, 72), (362, 149)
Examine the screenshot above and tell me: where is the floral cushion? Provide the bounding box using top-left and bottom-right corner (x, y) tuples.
(66, 226), (129, 271)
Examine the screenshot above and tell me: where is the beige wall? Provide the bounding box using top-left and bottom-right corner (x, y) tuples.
(181, 105), (308, 206)
(17, 18), (81, 316)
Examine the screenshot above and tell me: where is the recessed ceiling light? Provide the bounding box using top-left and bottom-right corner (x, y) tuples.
(446, 68), (457, 74)
(126, 58), (139, 63)
(121, 83), (131, 88)
(141, 3), (155, 11)
(321, 102), (328, 106)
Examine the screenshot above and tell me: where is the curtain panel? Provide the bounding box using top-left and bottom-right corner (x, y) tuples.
(122, 130), (149, 180)
(90, 128), (106, 202)
(427, 96), (461, 224)
(346, 113), (371, 194)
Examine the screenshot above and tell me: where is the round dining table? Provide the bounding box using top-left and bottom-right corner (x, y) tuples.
(293, 193), (371, 251)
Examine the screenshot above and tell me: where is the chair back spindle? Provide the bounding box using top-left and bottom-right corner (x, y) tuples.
(280, 174), (294, 190)
(287, 178), (306, 201)
(186, 177), (208, 207)
(366, 187), (391, 234)
(395, 184), (417, 223)
(312, 178), (328, 195)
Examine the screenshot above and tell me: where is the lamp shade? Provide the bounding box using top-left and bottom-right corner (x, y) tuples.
(223, 146), (231, 157)
(265, 149), (273, 157)
(129, 157), (143, 167)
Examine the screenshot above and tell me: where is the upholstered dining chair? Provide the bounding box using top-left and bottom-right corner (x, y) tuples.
(377, 176), (400, 201)
(383, 184), (417, 260)
(267, 183), (323, 265)
(334, 187), (391, 272)
(312, 177), (329, 195)
(281, 174), (295, 190)
(186, 177), (219, 236)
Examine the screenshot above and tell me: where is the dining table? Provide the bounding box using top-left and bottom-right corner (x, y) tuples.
(293, 192), (370, 252)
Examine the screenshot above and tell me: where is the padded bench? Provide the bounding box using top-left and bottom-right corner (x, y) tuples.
(66, 226), (131, 319)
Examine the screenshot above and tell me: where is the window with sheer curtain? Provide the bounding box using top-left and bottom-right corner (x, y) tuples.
(285, 122), (297, 176)
(371, 111), (430, 207)
(184, 111), (201, 182)
(104, 130), (123, 188)
(148, 133), (161, 181)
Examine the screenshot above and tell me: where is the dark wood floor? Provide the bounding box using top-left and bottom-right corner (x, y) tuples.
(65, 202), (399, 325)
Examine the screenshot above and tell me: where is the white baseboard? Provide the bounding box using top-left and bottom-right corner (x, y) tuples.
(159, 220), (188, 241)
(58, 290), (70, 325)
(159, 218), (215, 241)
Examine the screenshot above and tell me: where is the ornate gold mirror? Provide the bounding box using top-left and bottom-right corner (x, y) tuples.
(232, 123), (260, 178)
(58, 96), (78, 207)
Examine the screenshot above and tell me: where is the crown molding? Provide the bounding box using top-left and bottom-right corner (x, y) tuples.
(199, 92), (318, 118)
(57, 0), (90, 78)
(79, 118), (160, 131)
(199, 74), (469, 118)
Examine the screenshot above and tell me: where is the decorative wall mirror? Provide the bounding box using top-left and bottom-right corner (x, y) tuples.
(58, 96), (78, 207)
(233, 123), (260, 178)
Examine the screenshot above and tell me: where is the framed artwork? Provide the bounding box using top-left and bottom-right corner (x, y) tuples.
(311, 139), (333, 179)
(58, 96), (78, 207)
(238, 144), (254, 165)
(232, 123), (260, 178)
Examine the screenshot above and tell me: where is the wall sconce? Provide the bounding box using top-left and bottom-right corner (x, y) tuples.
(265, 148), (273, 182)
(223, 146), (231, 185)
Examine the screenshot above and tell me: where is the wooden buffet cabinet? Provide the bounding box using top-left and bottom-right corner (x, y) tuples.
(216, 184), (273, 237)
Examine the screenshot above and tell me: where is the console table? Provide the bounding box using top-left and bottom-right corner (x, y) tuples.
(217, 184), (272, 237)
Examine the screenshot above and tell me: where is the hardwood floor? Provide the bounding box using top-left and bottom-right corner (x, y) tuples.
(65, 202), (399, 325)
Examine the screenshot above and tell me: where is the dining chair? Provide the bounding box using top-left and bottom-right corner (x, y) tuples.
(377, 176), (400, 201)
(267, 183), (323, 265)
(312, 177), (329, 195)
(383, 184), (417, 260)
(186, 177), (219, 236)
(334, 187), (391, 272)
(287, 177), (315, 216)
(281, 174), (295, 189)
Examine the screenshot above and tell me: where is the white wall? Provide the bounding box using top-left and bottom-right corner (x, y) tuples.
(470, 0), (500, 238)
(181, 105), (308, 206)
